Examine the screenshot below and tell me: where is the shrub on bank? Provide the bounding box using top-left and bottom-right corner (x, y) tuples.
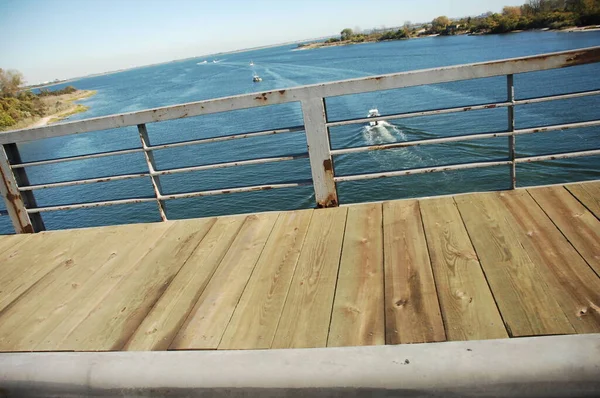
(38, 85), (77, 97)
(0, 111), (15, 128)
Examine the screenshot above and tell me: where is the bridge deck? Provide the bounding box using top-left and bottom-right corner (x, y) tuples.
(0, 181), (599, 352)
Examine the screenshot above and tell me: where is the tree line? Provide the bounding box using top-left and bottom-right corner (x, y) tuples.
(432, 0), (599, 35)
(325, 23), (413, 44)
(329, 0), (599, 44)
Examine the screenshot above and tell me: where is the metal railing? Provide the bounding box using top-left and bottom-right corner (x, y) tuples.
(1, 46), (599, 233)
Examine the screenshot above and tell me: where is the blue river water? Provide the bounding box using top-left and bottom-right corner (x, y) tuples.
(1, 31), (599, 233)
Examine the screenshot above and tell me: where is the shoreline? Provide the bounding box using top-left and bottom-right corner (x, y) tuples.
(45, 90), (96, 126)
(295, 25), (600, 50)
(23, 90), (96, 130)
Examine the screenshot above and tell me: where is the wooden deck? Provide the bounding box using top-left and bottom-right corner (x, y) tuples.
(0, 181), (599, 352)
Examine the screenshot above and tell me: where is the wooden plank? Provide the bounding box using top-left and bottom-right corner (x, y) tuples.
(125, 215), (247, 351)
(381, 200), (445, 345)
(419, 197), (508, 341)
(218, 210), (313, 350)
(170, 212), (279, 349)
(0, 226), (122, 315)
(272, 207), (347, 349)
(565, 182), (600, 219)
(0, 234), (30, 256)
(455, 194), (574, 337)
(0, 223), (170, 351)
(0, 234), (54, 309)
(328, 203), (384, 347)
(497, 189), (600, 333)
(529, 186), (600, 277)
(29, 220), (202, 352)
(38, 218), (216, 351)
(21, 222), (172, 352)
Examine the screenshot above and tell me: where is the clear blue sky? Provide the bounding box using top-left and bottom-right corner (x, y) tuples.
(0, 0), (525, 84)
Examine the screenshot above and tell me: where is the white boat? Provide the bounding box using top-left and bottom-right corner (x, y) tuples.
(197, 60), (207, 65)
(249, 60), (254, 66)
(253, 75), (262, 82)
(368, 109), (381, 126)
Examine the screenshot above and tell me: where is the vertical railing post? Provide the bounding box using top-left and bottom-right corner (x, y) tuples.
(137, 124), (167, 221)
(507, 74), (516, 189)
(0, 144), (44, 233)
(301, 97), (338, 207)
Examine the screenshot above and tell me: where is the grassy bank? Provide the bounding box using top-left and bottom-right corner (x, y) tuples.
(0, 88), (96, 131)
(45, 89), (95, 125)
(48, 104), (90, 124)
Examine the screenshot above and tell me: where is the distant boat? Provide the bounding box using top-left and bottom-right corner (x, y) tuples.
(368, 109), (381, 126)
(253, 75), (262, 82)
(213, 60), (217, 63)
(249, 60), (254, 66)
(197, 60), (207, 65)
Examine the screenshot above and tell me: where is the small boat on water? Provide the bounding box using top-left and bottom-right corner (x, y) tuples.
(368, 109), (381, 126)
(197, 60), (207, 65)
(253, 75), (262, 82)
(249, 60), (254, 66)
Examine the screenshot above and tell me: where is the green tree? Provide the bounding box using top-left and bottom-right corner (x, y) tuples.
(431, 16), (451, 33)
(403, 20), (413, 36)
(378, 29), (409, 41)
(566, 0), (594, 13)
(566, 0), (600, 24)
(340, 28), (354, 41)
(503, 6), (522, 17)
(0, 69), (24, 97)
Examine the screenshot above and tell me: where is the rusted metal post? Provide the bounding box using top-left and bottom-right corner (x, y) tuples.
(0, 144), (44, 233)
(301, 98), (338, 207)
(137, 124), (167, 221)
(507, 74), (516, 189)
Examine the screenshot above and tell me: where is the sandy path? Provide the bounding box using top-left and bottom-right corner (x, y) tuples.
(29, 116), (52, 128)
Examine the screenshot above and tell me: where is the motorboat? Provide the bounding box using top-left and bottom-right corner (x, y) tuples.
(253, 75), (262, 82)
(197, 60), (207, 65)
(250, 60), (254, 66)
(368, 109), (381, 126)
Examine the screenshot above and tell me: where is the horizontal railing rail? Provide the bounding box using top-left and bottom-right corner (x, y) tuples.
(0, 46), (599, 233)
(25, 180), (314, 214)
(9, 125), (305, 169)
(150, 152), (310, 177)
(10, 147), (145, 169)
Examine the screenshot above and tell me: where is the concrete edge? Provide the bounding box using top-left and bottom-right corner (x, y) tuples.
(0, 334), (599, 397)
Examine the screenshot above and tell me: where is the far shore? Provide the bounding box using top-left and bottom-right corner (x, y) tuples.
(25, 90), (96, 129)
(295, 25), (600, 51)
